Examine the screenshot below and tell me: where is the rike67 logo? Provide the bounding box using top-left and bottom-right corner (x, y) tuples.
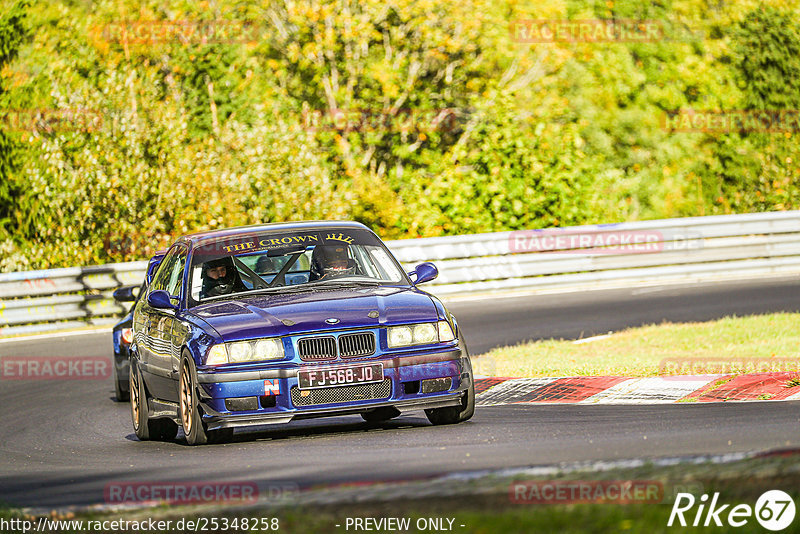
(668, 490), (796, 531)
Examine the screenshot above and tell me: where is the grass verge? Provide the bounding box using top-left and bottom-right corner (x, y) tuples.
(472, 313), (800, 378)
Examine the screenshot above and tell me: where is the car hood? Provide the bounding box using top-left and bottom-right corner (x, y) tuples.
(188, 285), (439, 342)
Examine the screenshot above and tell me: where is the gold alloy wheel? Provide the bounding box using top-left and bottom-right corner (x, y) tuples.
(130, 367), (140, 430)
(180, 364), (193, 435)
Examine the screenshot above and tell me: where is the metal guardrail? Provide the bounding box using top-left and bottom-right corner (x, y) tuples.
(0, 261), (149, 335)
(1, 211), (799, 336)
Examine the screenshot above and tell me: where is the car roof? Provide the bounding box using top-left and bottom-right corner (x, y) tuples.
(178, 220), (373, 248)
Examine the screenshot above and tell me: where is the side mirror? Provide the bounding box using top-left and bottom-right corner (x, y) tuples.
(112, 285), (138, 302)
(147, 289), (177, 310)
(409, 262), (438, 285)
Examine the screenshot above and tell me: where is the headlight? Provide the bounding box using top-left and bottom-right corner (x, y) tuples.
(387, 322), (453, 348)
(205, 338), (285, 365)
(437, 320), (455, 342)
(206, 344), (229, 366)
(387, 326), (413, 348)
(414, 323), (438, 344)
(229, 341), (254, 363)
(121, 327), (134, 345)
(254, 338), (284, 360)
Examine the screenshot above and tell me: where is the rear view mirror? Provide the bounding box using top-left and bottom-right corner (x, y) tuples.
(268, 245), (307, 257)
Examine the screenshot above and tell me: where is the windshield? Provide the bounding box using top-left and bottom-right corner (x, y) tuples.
(188, 228), (406, 304)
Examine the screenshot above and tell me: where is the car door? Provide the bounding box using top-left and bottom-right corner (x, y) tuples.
(140, 245), (186, 400)
(162, 248), (191, 403)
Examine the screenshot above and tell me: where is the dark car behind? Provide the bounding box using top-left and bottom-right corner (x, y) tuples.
(111, 252), (165, 401)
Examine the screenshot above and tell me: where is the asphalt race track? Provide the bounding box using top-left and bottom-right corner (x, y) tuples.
(1, 277), (799, 509)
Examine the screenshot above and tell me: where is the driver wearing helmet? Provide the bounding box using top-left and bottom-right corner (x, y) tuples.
(200, 257), (246, 298)
(310, 244), (356, 280)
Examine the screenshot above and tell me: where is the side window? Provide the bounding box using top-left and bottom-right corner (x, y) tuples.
(166, 248), (188, 297)
(149, 246), (187, 296)
(149, 249), (179, 293)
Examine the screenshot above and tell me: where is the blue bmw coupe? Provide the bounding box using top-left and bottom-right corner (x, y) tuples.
(130, 221), (475, 445)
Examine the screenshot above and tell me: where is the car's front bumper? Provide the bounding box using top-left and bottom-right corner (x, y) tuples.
(195, 347), (471, 431)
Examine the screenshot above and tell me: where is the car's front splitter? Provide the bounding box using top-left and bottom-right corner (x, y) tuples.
(200, 391), (465, 430)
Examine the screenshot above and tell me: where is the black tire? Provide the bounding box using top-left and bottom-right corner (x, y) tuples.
(113, 361), (129, 402)
(179, 357), (232, 445)
(361, 406), (401, 423)
(130, 361), (178, 441)
(424, 380), (475, 426)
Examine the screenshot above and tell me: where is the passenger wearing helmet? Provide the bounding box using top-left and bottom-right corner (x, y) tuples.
(255, 255), (274, 275)
(200, 257), (246, 298)
(310, 244), (356, 280)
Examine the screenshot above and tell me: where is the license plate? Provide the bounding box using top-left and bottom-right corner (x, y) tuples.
(298, 363), (383, 390)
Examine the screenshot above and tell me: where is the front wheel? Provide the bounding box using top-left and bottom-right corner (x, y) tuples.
(425, 380), (475, 426)
(130, 361), (178, 441)
(179, 357), (233, 445)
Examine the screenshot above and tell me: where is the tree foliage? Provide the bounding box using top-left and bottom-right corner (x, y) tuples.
(1, 0), (799, 270)
(691, 5), (800, 213)
(0, 0), (29, 238)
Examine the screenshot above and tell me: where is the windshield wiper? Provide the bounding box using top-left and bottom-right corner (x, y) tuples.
(202, 284), (316, 301)
(246, 284), (318, 297)
(313, 279), (381, 287)
(200, 279), (381, 303)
